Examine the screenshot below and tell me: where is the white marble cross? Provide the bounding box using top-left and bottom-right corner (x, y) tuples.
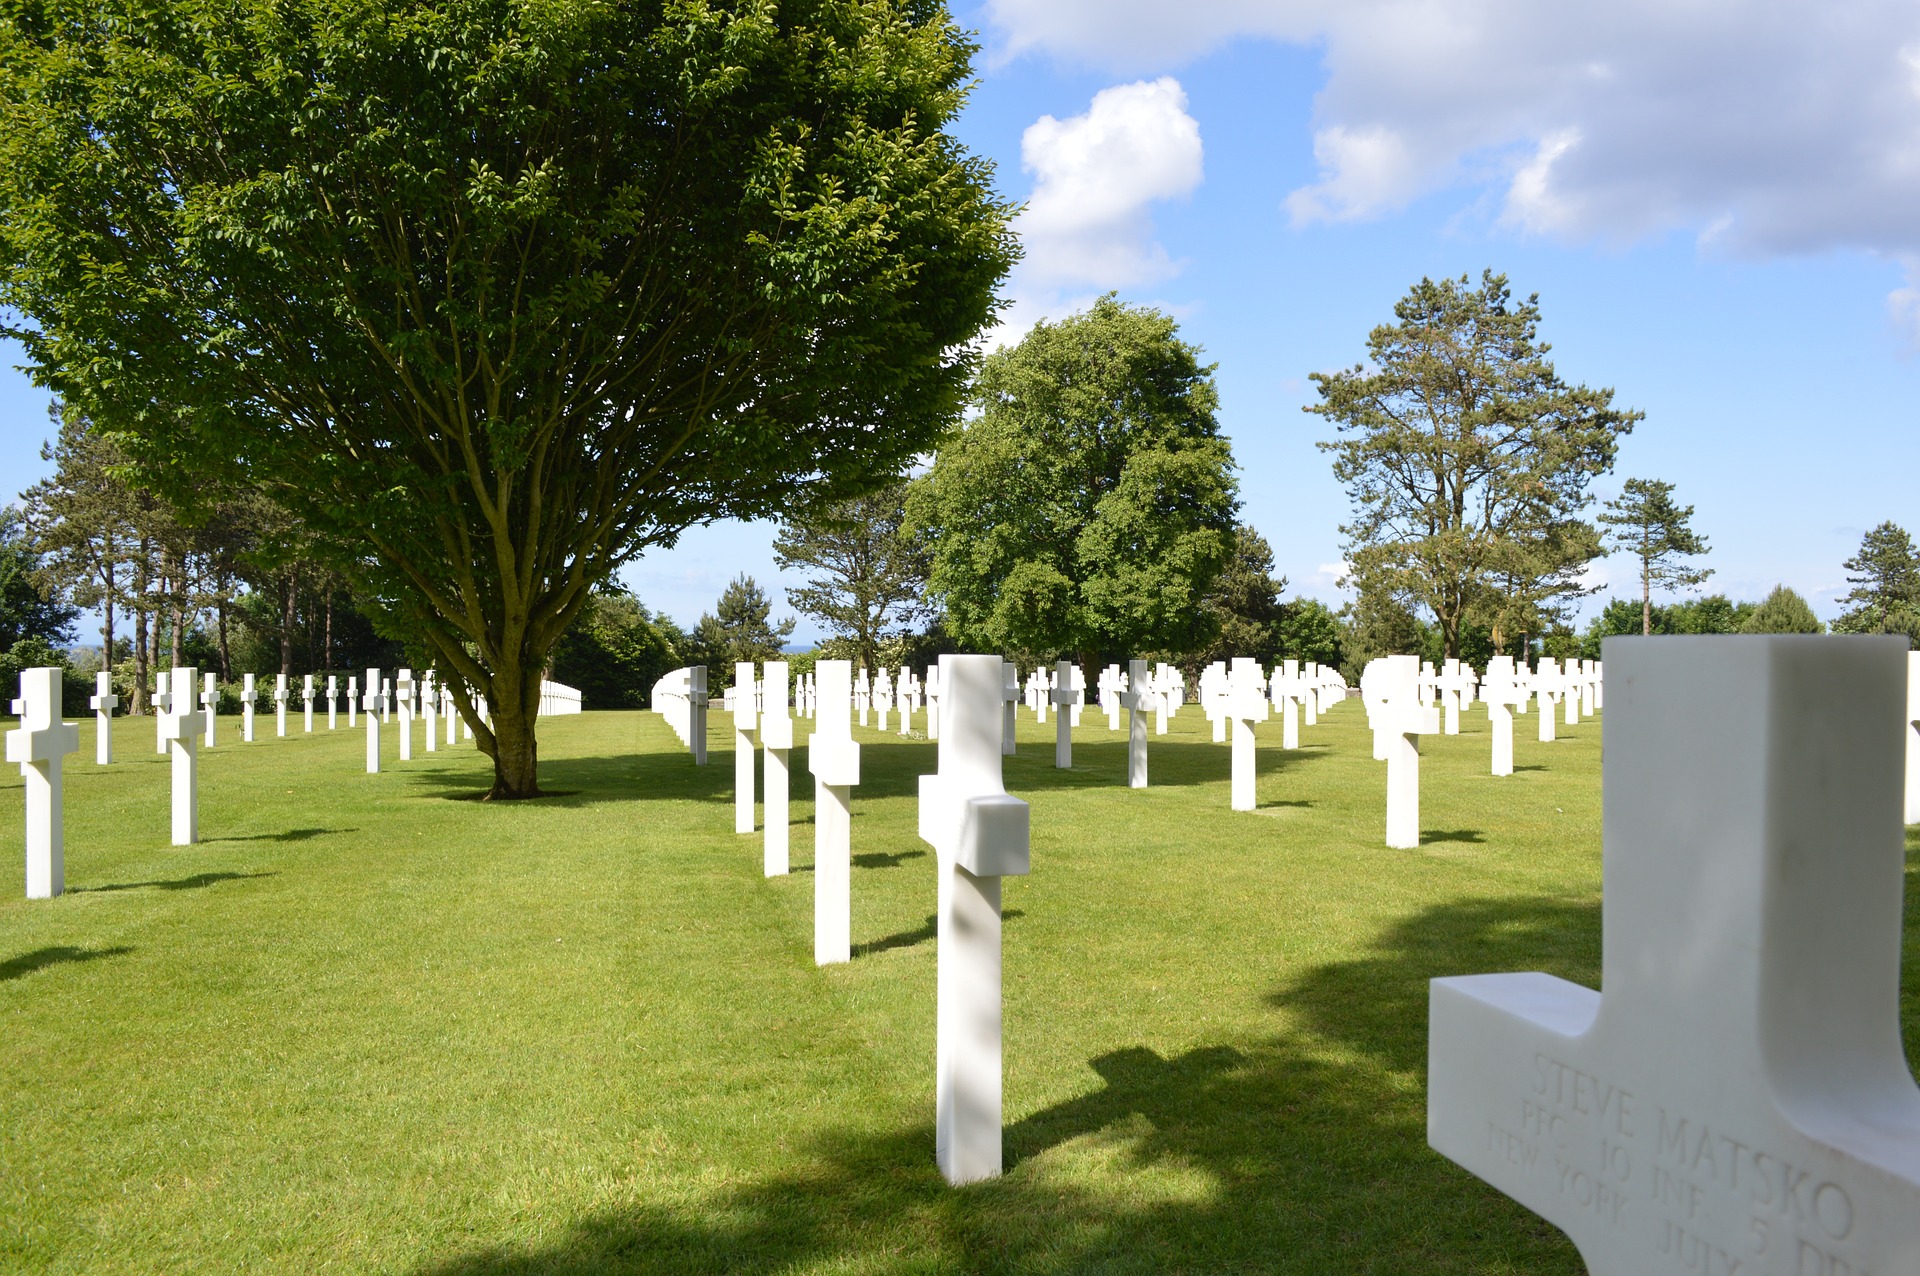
(421, 672), (437, 752)
(1906, 650), (1920, 825)
(1535, 658), (1562, 742)
(302, 674), (314, 733)
(918, 653), (1030, 1186)
(1481, 655), (1531, 778)
(1033, 666), (1050, 725)
(88, 670), (117, 765)
(155, 671), (170, 754)
(9, 666), (78, 897)
(1201, 661), (1229, 743)
(925, 665), (942, 741)
(762, 661), (793, 876)
(346, 674), (357, 727)
(1121, 658), (1152, 788)
(381, 677), (392, 723)
(733, 661), (757, 835)
(808, 659), (860, 964)
(1099, 664), (1124, 732)
(241, 672), (257, 743)
(200, 673), (217, 747)
(395, 668), (414, 762)
(856, 666), (871, 727)
(1154, 663), (1183, 735)
(1303, 662), (1322, 726)
(274, 673), (290, 737)
(364, 667), (382, 772)
(1361, 655), (1440, 848)
(1227, 657), (1270, 811)
(1000, 660), (1018, 756)
(689, 665), (709, 765)
(1431, 636), (1920, 1276)
(160, 664), (207, 846)
(1050, 659), (1082, 768)
(1270, 660), (1303, 749)
(1437, 659), (1477, 735)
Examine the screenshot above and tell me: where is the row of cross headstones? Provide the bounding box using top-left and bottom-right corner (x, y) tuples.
(7, 664), (489, 898)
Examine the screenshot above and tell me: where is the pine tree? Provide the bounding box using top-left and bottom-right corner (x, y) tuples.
(1835, 522), (1920, 638)
(774, 483), (930, 674)
(1597, 478), (1712, 636)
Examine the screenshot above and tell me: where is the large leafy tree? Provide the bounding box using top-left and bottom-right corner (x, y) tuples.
(0, 0), (1014, 796)
(1598, 477), (1712, 635)
(773, 481), (930, 672)
(1309, 271), (1638, 659)
(1187, 524), (1287, 671)
(1834, 521), (1920, 640)
(0, 509), (79, 652)
(909, 296), (1238, 669)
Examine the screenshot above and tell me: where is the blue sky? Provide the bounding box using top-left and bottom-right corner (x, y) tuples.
(1, 0), (1915, 645)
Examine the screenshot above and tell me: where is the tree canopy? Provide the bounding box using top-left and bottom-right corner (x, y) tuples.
(1835, 521), (1920, 641)
(1598, 477), (1712, 635)
(1741, 585), (1824, 634)
(0, 0), (1015, 795)
(909, 296), (1238, 668)
(774, 481), (929, 673)
(688, 574), (794, 684)
(1310, 271), (1638, 658)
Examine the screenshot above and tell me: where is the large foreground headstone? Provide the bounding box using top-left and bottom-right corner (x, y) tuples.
(919, 654), (1030, 1186)
(762, 660), (792, 877)
(9, 667), (78, 897)
(1430, 636), (1920, 1276)
(161, 665), (206, 846)
(809, 660), (859, 965)
(734, 661), (757, 835)
(1906, 650), (1920, 825)
(89, 670), (117, 765)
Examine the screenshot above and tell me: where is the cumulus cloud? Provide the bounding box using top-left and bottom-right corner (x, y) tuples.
(1015, 77), (1204, 289)
(986, 0), (1920, 263)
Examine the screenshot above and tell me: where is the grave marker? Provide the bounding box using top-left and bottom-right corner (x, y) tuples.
(1481, 656), (1530, 777)
(242, 673), (256, 742)
(302, 674), (315, 733)
(1051, 659), (1081, 768)
(155, 671), (170, 754)
(422, 672), (437, 752)
(1908, 651), (1920, 825)
(734, 661), (757, 835)
(200, 674), (217, 747)
(918, 653), (1030, 1186)
(1122, 658), (1151, 788)
(1001, 660), (1018, 756)
(88, 670), (118, 765)
(274, 673), (289, 737)
(347, 675), (358, 727)
(1430, 636), (1920, 1276)
(1438, 659), (1476, 735)
(8, 666), (78, 897)
(396, 669), (414, 761)
(1536, 658), (1561, 742)
(808, 659), (859, 965)
(1360, 655), (1440, 848)
(364, 667), (382, 772)
(326, 675), (338, 729)
(1227, 658), (1270, 811)
(762, 661), (793, 876)
(160, 664), (207, 846)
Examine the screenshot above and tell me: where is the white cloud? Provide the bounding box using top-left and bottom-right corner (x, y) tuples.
(987, 0), (1920, 270)
(1015, 77), (1204, 289)
(1889, 257), (1920, 348)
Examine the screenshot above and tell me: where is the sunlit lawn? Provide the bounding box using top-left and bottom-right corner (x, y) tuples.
(1, 696), (1914, 1273)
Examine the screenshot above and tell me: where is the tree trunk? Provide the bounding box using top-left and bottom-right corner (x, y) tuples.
(132, 538), (149, 714)
(323, 587), (332, 670)
(279, 570), (295, 675)
(474, 657), (543, 799)
(169, 567), (183, 667)
(102, 559), (115, 674)
(217, 593), (231, 681)
(1641, 564), (1652, 636)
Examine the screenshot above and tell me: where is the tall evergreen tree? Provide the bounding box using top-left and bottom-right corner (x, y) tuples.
(774, 483), (930, 674)
(1309, 271), (1636, 659)
(1597, 477), (1713, 635)
(1835, 521), (1920, 638)
(690, 576), (796, 685)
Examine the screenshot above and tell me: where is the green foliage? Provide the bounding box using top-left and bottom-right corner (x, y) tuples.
(1338, 589), (1431, 684)
(1741, 585), (1824, 634)
(0, 508), (77, 650)
(688, 575), (795, 687)
(1578, 593), (1762, 658)
(1274, 597), (1347, 670)
(911, 296), (1239, 664)
(1310, 271), (1636, 657)
(548, 589), (683, 711)
(0, 0), (1015, 794)
(1835, 521), (1920, 642)
(1190, 525), (1288, 668)
(774, 482), (930, 673)
(0, 636), (85, 716)
(1598, 477), (1712, 635)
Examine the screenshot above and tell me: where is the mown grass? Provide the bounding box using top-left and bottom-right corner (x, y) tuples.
(0, 698), (1914, 1274)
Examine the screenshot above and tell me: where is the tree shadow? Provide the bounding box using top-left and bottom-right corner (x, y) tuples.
(77, 871), (276, 893)
(1418, 829), (1485, 845)
(0, 944), (134, 983)
(410, 893), (1601, 1275)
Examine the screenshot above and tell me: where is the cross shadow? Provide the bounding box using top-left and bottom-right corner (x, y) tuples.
(0, 944), (134, 982)
(852, 849), (925, 870)
(77, 871), (276, 893)
(207, 828), (346, 843)
(1420, 829), (1486, 845)
(855, 908), (1025, 958)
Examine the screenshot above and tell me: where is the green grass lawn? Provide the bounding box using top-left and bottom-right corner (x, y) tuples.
(1, 699), (1915, 1274)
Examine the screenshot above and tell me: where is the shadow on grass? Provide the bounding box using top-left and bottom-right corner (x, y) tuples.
(855, 908), (1026, 958)
(1419, 829), (1485, 845)
(0, 944), (134, 983)
(77, 871), (276, 893)
(414, 895), (1598, 1275)
(208, 828), (346, 843)
(852, 849), (926, 870)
